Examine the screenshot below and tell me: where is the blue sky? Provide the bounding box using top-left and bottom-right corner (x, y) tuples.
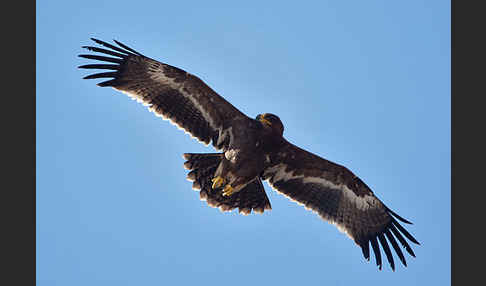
(37, 1), (450, 285)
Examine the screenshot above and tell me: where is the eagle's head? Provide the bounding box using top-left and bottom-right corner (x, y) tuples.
(256, 113), (284, 136)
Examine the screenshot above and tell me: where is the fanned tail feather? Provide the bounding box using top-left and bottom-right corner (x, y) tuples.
(183, 153), (271, 214)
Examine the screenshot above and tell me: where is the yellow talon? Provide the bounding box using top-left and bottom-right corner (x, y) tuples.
(222, 185), (235, 197)
(211, 176), (224, 189)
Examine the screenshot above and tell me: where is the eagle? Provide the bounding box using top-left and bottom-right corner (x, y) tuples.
(79, 38), (420, 271)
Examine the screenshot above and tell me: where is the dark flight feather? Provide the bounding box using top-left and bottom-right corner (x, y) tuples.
(83, 72), (118, 79)
(370, 236), (382, 270)
(78, 64), (119, 70)
(91, 38), (134, 55)
(378, 233), (395, 271)
(78, 54), (123, 64)
(82, 46), (127, 59)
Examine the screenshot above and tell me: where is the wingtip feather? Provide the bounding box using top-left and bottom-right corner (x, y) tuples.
(391, 218), (420, 245)
(385, 205), (413, 224)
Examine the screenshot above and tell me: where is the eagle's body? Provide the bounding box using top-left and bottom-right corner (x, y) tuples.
(214, 114), (284, 195)
(79, 38), (420, 271)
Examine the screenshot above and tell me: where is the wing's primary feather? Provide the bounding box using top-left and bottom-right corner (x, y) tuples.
(262, 140), (419, 270)
(78, 38), (249, 150)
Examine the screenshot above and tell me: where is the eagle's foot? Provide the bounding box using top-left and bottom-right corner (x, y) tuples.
(222, 185), (235, 197)
(211, 176), (225, 190)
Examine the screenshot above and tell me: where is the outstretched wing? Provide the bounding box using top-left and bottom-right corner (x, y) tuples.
(262, 140), (420, 271)
(78, 38), (249, 150)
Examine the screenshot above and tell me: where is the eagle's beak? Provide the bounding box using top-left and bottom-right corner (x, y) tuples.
(258, 114), (272, 126)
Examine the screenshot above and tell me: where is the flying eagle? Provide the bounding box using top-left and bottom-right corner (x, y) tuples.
(79, 38), (420, 271)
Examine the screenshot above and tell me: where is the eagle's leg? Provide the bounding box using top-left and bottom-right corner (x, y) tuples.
(211, 158), (232, 191)
(221, 175), (257, 197)
(211, 176), (225, 190)
(212, 151), (260, 197)
(222, 185), (235, 197)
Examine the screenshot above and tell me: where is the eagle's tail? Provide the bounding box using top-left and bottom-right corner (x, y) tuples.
(183, 153), (271, 215)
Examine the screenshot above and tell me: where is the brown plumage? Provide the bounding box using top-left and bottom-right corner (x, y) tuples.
(79, 38), (420, 271)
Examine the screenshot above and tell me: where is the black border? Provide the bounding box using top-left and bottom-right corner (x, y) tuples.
(3, 0), (36, 285)
(452, 0), (485, 285)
